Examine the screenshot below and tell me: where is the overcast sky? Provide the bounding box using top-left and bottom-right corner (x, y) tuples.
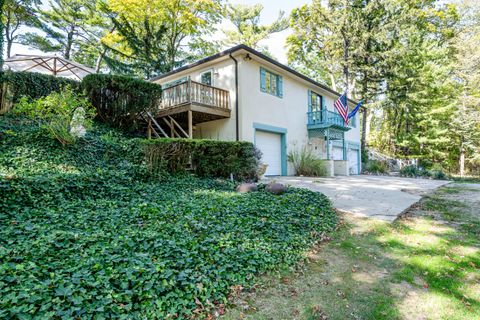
(11, 0), (312, 64)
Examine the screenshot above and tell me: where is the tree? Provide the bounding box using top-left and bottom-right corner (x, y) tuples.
(222, 3), (288, 54)
(3, 0), (40, 58)
(371, 1), (459, 169)
(21, 0), (90, 60)
(449, 0), (480, 175)
(0, 0), (4, 67)
(103, 0), (222, 77)
(287, 0), (396, 154)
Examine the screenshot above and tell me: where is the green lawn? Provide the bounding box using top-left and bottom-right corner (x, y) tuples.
(0, 116), (337, 319)
(223, 184), (480, 320)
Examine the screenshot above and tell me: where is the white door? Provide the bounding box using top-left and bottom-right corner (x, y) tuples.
(255, 131), (282, 176)
(348, 148), (359, 175)
(333, 146), (344, 160)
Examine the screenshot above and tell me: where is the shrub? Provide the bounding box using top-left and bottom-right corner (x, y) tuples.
(82, 74), (162, 131)
(363, 159), (388, 174)
(0, 71), (79, 113)
(14, 87), (95, 145)
(142, 138), (261, 181)
(288, 146), (328, 177)
(428, 164), (447, 180)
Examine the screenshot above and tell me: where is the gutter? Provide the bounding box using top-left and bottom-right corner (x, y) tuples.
(229, 53), (239, 141)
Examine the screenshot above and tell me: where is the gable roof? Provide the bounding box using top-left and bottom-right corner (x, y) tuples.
(150, 44), (359, 105)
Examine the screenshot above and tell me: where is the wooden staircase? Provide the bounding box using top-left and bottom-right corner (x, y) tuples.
(141, 111), (190, 139)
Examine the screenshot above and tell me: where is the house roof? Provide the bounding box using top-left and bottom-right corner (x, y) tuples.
(150, 44), (360, 106)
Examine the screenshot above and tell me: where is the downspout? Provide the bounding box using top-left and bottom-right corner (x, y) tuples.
(229, 53), (239, 141)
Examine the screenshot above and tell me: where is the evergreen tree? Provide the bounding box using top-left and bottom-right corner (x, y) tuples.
(103, 0), (222, 77)
(0, 0), (4, 68)
(222, 3), (289, 55)
(288, 0), (396, 154)
(20, 0), (90, 60)
(3, 0), (41, 58)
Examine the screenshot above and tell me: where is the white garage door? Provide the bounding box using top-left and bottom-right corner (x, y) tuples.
(333, 146), (344, 160)
(348, 148), (359, 175)
(255, 131), (282, 176)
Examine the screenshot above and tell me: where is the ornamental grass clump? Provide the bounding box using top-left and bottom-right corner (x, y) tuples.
(288, 146), (328, 177)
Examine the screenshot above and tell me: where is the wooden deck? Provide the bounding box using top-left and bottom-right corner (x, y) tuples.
(145, 80), (231, 139)
(156, 80), (231, 124)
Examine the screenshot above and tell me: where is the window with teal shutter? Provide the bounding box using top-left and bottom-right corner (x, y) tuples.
(308, 90), (312, 112)
(260, 68), (266, 92)
(260, 67), (283, 98)
(277, 76), (283, 98)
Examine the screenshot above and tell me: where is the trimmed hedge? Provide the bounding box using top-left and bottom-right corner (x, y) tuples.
(143, 138), (261, 181)
(0, 71), (79, 113)
(82, 74), (162, 131)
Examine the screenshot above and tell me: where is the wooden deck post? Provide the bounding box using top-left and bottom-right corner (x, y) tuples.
(188, 110), (193, 139)
(147, 119), (152, 139)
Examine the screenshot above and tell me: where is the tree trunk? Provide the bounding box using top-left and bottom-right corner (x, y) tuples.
(64, 27), (74, 60)
(95, 47), (107, 73)
(6, 39), (12, 58)
(361, 107), (369, 155)
(459, 144), (465, 177)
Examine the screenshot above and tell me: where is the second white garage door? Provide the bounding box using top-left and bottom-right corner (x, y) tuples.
(348, 148), (359, 175)
(255, 130), (282, 176)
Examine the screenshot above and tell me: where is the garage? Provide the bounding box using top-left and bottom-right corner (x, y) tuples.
(348, 148), (360, 175)
(255, 130), (282, 176)
(332, 146), (344, 160)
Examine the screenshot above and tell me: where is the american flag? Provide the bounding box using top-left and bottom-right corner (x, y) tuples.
(334, 93), (349, 125)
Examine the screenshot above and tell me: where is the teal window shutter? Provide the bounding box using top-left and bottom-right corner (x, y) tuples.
(308, 90), (312, 112)
(321, 96), (326, 110)
(277, 75), (283, 98)
(260, 68), (266, 92)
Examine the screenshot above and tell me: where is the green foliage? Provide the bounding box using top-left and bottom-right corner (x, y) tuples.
(14, 87), (95, 145)
(3, 0), (41, 58)
(103, 0), (222, 77)
(363, 160), (388, 175)
(288, 146), (328, 177)
(0, 70), (80, 106)
(0, 116), (337, 318)
(222, 3), (289, 55)
(143, 138), (261, 181)
(82, 74), (162, 131)
(20, 0), (92, 60)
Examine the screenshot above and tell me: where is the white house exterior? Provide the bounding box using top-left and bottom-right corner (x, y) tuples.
(151, 45), (361, 176)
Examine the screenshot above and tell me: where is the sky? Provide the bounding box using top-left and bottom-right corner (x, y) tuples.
(10, 0), (312, 64)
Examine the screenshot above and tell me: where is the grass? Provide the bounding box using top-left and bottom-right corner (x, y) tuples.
(223, 183), (480, 320)
(0, 116), (338, 319)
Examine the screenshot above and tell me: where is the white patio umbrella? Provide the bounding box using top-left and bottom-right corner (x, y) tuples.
(4, 54), (95, 80)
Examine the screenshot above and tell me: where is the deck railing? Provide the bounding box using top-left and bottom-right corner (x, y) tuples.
(307, 109), (347, 127)
(161, 80), (230, 110)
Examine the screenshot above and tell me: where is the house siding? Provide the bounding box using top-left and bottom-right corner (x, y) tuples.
(152, 50), (362, 175)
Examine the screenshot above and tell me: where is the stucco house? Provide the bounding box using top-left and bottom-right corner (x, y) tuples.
(150, 44), (361, 176)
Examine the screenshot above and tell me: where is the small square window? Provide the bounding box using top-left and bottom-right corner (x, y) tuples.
(260, 67), (283, 98)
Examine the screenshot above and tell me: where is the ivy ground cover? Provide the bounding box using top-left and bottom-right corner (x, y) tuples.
(0, 116), (337, 319)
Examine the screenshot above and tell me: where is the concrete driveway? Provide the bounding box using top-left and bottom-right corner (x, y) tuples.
(264, 175), (449, 222)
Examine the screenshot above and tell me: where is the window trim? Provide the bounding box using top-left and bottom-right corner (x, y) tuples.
(162, 76), (188, 89)
(199, 68), (214, 86)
